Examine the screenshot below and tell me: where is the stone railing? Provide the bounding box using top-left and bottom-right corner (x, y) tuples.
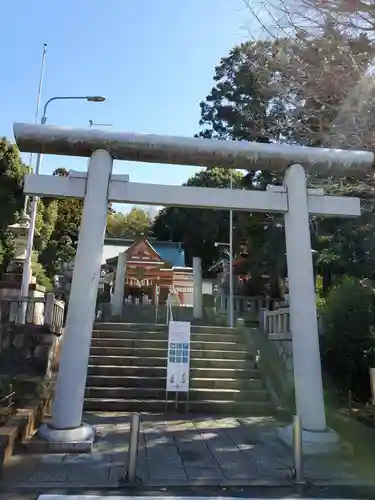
(260, 307), (291, 340)
(0, 293), (65, 334)
(216, 294), (280, 317)
(258, 306), (293, 386)
(44, 294), (65, 334)
(248, 306), (295, 412)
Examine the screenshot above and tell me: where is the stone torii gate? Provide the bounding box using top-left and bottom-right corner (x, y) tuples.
(14, 122), (373, 452)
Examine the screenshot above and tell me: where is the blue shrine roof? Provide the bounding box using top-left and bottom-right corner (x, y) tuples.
(153, 244), (185, 267)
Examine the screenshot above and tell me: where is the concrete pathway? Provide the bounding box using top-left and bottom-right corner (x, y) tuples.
(37, 496), (361, 500)
(0, 413), (368, 490)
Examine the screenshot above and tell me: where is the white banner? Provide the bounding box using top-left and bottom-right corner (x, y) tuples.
(166, 320), (191, 392)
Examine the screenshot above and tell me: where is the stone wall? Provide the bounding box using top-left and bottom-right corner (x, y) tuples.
(272, 339), (294, 384)
(0, 324), (62, 378)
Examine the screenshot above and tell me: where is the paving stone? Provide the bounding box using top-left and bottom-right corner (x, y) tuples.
(147, 477), (191, 486)
(193, 419), (219, 430)
(93, 439), (117, 451)
(162, 421), (196, 432)
(39, 454), (66, 464)
(178, 444), (217, 466)
(1, 412), (368, 488)
(303, 457), (359, 481)
(174, 430), (202, 443)
(146, 447), (183, 466)
(62, 452), (111, 465)
(185, 465), (224, 480)
(204, 435), (238, 452)
(2, 455), (39, 484)
(222, 464), (257, 479)
(27, 467), (68, 483)
(217, 417), (241, 428)
(149, 465), (188, 479)
(65, 464), (112, 484)
(255, 454), (292, 471)
(144, 434), (175, 446)
(209, 449), (249, 467)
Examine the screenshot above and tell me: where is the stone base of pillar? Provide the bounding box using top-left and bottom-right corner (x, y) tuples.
(278, 424), (340, 455)
(34, 422), (95, 453)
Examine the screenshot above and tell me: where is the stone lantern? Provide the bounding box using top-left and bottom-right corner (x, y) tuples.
(3, 213), (35, 284)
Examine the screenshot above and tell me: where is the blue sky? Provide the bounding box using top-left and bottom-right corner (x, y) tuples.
(1, 0), (251, 212)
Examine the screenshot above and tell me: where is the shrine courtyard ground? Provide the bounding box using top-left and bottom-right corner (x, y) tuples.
(1, 413), (375, 499)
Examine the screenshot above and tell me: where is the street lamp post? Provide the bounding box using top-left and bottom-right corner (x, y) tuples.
(229, 170), (234, 328)
(89, 120), (113, 128)
(19, 95), (106, 312)
(214, 239), (234, 328)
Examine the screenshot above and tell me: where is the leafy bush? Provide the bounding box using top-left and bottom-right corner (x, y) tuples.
(315, 274), (326, 310)
(31, 262), (53, 291)
(320, 277), (375, 400)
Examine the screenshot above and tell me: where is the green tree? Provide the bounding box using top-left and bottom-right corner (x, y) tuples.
(321, 277), (375, 400)
(0, 138), (27, 273)
(34, 199), (59, 252)
(106, 207), (151, 239)
(196, 28), (375, 293)
(152, 168), (243, 272)
(38, 168), (83, 279)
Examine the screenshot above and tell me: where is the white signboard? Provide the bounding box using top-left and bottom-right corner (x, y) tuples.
(166, 320), (191, 392)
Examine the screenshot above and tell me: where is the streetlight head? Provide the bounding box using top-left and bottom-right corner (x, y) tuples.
(214, 242), (219, 247)
(86, 96), (106, 102)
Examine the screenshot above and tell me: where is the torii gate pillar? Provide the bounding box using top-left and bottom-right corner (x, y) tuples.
(39, 149), (113, 445)
(111, 252), (127, 317)
(280, 164), (339, 453)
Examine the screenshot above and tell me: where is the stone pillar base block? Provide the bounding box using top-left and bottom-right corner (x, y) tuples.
(33, 422), (95, 453)
(278, 423), (340, 455)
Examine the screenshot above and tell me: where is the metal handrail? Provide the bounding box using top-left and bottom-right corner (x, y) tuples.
(166, 293), (173, 324)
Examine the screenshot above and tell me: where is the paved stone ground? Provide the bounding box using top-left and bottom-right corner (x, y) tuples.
(0, 413), (369, 490)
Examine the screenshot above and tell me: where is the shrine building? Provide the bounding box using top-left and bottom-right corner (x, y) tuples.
(101, 237), (193, 305)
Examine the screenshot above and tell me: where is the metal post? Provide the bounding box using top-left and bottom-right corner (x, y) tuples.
(23, 43), (47, 215)
(126, 413), (140, 483)
(20, 94), (106, 322)
(292, 414), (304, 484)
(229, 170), (234, 328)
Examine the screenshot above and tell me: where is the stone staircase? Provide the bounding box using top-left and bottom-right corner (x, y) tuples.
(84, 322), (275, 415)
(100, 303), (217, 325)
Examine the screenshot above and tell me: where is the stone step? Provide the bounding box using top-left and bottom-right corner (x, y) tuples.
(92, 330), (240, 343)
(93, 322), (167, 332)
(88, 355), (256, 369)
(91, 337), (247, 351)
(93, 323), (239, 335)
(84, 386), (270, 401)
(85, 375), (264, 390)
(83, 398), (275, 415)
(89, 346), (254, 361)
(87, 364), (261, 379)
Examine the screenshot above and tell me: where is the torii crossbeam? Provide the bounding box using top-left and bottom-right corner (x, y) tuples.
(14, 122), (374, 454)
(24, 170), (360, 216)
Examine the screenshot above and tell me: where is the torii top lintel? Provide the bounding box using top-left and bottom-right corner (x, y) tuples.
(14, 122), (374, 177)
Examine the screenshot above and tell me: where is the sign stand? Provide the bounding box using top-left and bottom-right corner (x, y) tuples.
(165, 320), (191, 413)
(185, 390), (190, 413)
(155, 285), (160, 325)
